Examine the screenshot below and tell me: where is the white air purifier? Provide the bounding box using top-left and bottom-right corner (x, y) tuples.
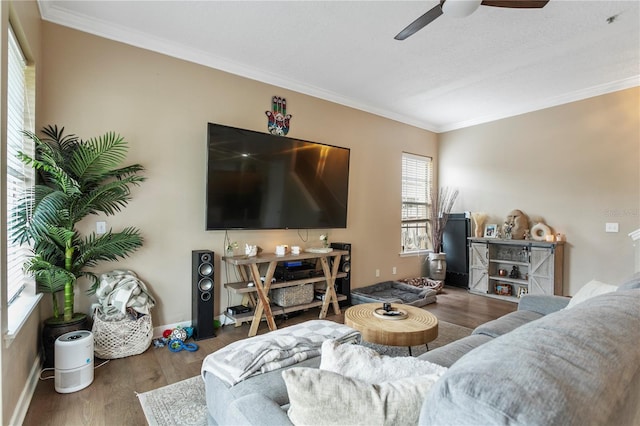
(54, 330), (94, 393)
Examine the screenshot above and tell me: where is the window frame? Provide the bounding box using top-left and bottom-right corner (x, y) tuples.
(4, 22), (39, 342)
(401, 152), (433, 255)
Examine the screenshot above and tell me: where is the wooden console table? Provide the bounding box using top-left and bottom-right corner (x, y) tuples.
(222, 250), (346, 337)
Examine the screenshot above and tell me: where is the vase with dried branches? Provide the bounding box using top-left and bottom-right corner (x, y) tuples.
(428, 187), (459, 281)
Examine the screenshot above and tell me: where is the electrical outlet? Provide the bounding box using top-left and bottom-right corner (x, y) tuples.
(375, 269), (380, 277)
(96, 221), (106, 235)
(605, 222), (619, 233)
(392, 267), (397, 275)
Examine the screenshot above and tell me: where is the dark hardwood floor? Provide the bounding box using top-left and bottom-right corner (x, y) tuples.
(22, 286), (516, 426)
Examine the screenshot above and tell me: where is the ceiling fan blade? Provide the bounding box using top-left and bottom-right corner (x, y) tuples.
(480, 0), (549, 8)
(394, 4), (444, 40)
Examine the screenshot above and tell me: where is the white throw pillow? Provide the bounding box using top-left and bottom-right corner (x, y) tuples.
(565, 279), (618, 309)
(283, 367), (435, 426)
(319, 340), (447, 383)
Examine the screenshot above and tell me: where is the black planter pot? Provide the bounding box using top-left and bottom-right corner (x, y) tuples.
(42, 313), (89, 368)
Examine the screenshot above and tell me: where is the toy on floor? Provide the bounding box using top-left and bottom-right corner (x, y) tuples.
(152, 326), (199, 352)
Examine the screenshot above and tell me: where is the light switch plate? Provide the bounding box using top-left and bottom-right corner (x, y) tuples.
(605, 222), (619, 233)
(96, 221), (106, 235)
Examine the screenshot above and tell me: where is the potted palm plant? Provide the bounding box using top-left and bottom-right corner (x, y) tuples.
(10, 125), (145, 365)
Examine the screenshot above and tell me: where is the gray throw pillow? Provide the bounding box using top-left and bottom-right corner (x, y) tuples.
(283, 367), (435, 426)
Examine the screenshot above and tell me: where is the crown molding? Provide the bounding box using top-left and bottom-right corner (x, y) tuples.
(37, 1), (639, 135)
(437, 76), (640, 133)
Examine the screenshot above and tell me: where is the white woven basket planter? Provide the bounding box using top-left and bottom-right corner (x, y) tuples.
(92, 310), (153, 359)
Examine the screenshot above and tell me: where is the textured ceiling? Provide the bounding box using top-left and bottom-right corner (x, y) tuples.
(39, 0), (640, 132)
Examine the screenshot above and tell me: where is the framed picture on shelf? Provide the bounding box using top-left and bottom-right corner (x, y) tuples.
(518, 287), (528, 298)
(495, 284), (512, 296)
(484, 224), (498, 238)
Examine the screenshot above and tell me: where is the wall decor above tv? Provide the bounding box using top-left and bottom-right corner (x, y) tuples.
(206, 123), (350, 230)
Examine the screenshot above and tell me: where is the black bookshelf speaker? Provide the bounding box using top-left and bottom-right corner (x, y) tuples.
(330, 242), (351, 305)
(192, 250), (216, 340)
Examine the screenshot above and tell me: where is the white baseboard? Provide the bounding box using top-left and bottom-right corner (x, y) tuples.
(9, 354), (41, 426)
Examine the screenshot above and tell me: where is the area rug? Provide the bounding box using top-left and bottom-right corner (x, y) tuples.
(137, 377), (207, 426)
(138, 320), (472, 426)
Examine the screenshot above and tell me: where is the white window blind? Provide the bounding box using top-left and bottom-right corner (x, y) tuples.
(6, 25), (35, 305)
(401, 152), (432, 253)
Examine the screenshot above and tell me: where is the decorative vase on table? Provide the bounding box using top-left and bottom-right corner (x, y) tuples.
(428, 252), (447, 281)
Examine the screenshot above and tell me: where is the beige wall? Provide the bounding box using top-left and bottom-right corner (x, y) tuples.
(439, 87), (640, 295)
(1, 2), (42, 424)
(39, 22), (437, 326)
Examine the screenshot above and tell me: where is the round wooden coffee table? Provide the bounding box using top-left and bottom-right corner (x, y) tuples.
(345, 303), (438, 354)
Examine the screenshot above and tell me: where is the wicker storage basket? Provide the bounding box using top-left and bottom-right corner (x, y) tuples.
(92, 310), (153, 359)
(271, 283), (314, 307)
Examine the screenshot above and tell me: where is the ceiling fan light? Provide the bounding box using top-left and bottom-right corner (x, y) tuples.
(442, 0), (482, 18)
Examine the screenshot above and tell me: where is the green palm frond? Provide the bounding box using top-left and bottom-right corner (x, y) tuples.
(32, 238), (65, 266)
(72, 175), (146, 218)
(104, 164), (146, 180)
(69, 132), (128, 184)
(20, 131), (81, 195)
(26, 257), (75, 294)
(43, 226), (76, 249)
(75, 227), (143, 267)
(40, 125), (79, 153)
(77, 271), (100, 293)
(23, 189), (73, 241)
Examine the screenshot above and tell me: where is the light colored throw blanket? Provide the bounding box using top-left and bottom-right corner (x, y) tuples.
(93, 270), (156, 320)
(201, 320), (361, 386)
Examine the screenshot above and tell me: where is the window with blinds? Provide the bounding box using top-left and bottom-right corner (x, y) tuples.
(6, 25), (35, 305)
(401, 152), (433, 253)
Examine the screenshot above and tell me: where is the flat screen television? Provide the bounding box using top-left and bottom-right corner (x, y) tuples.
(206, 123), (350, 230)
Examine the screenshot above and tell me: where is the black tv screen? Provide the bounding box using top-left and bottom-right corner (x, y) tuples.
(206, 123), (350, 230)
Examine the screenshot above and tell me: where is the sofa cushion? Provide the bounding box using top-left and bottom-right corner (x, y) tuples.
(284, 367), (436, 426)
(618, 272), (640, 290)
(203, 356), (320, 425)
(472, 309), (544, 338)
(517, 294), (570, 314)
(565, 279), (618, 308)
(417, 334), (492, 368)
(319, 340), (447, 384)
(420, 289), (640, 426)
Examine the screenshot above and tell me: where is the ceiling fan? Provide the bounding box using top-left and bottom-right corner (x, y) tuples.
(394, 0), (550, 40)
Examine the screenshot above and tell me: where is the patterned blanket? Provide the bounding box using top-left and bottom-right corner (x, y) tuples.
(201, 320), (361, 386)
(93, 270), (156, 320)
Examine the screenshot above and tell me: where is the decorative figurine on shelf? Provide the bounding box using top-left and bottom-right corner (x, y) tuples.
(265, 96), (292, 136)
(509, 265), (521, 279)
(503, 222), (514, 239)
(320, 233), (329, 248)
(503, 209), (530, 240)
(245, 244), (257, 257)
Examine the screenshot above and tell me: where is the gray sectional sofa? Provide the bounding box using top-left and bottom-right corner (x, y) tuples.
(202, 277), (640, 425)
